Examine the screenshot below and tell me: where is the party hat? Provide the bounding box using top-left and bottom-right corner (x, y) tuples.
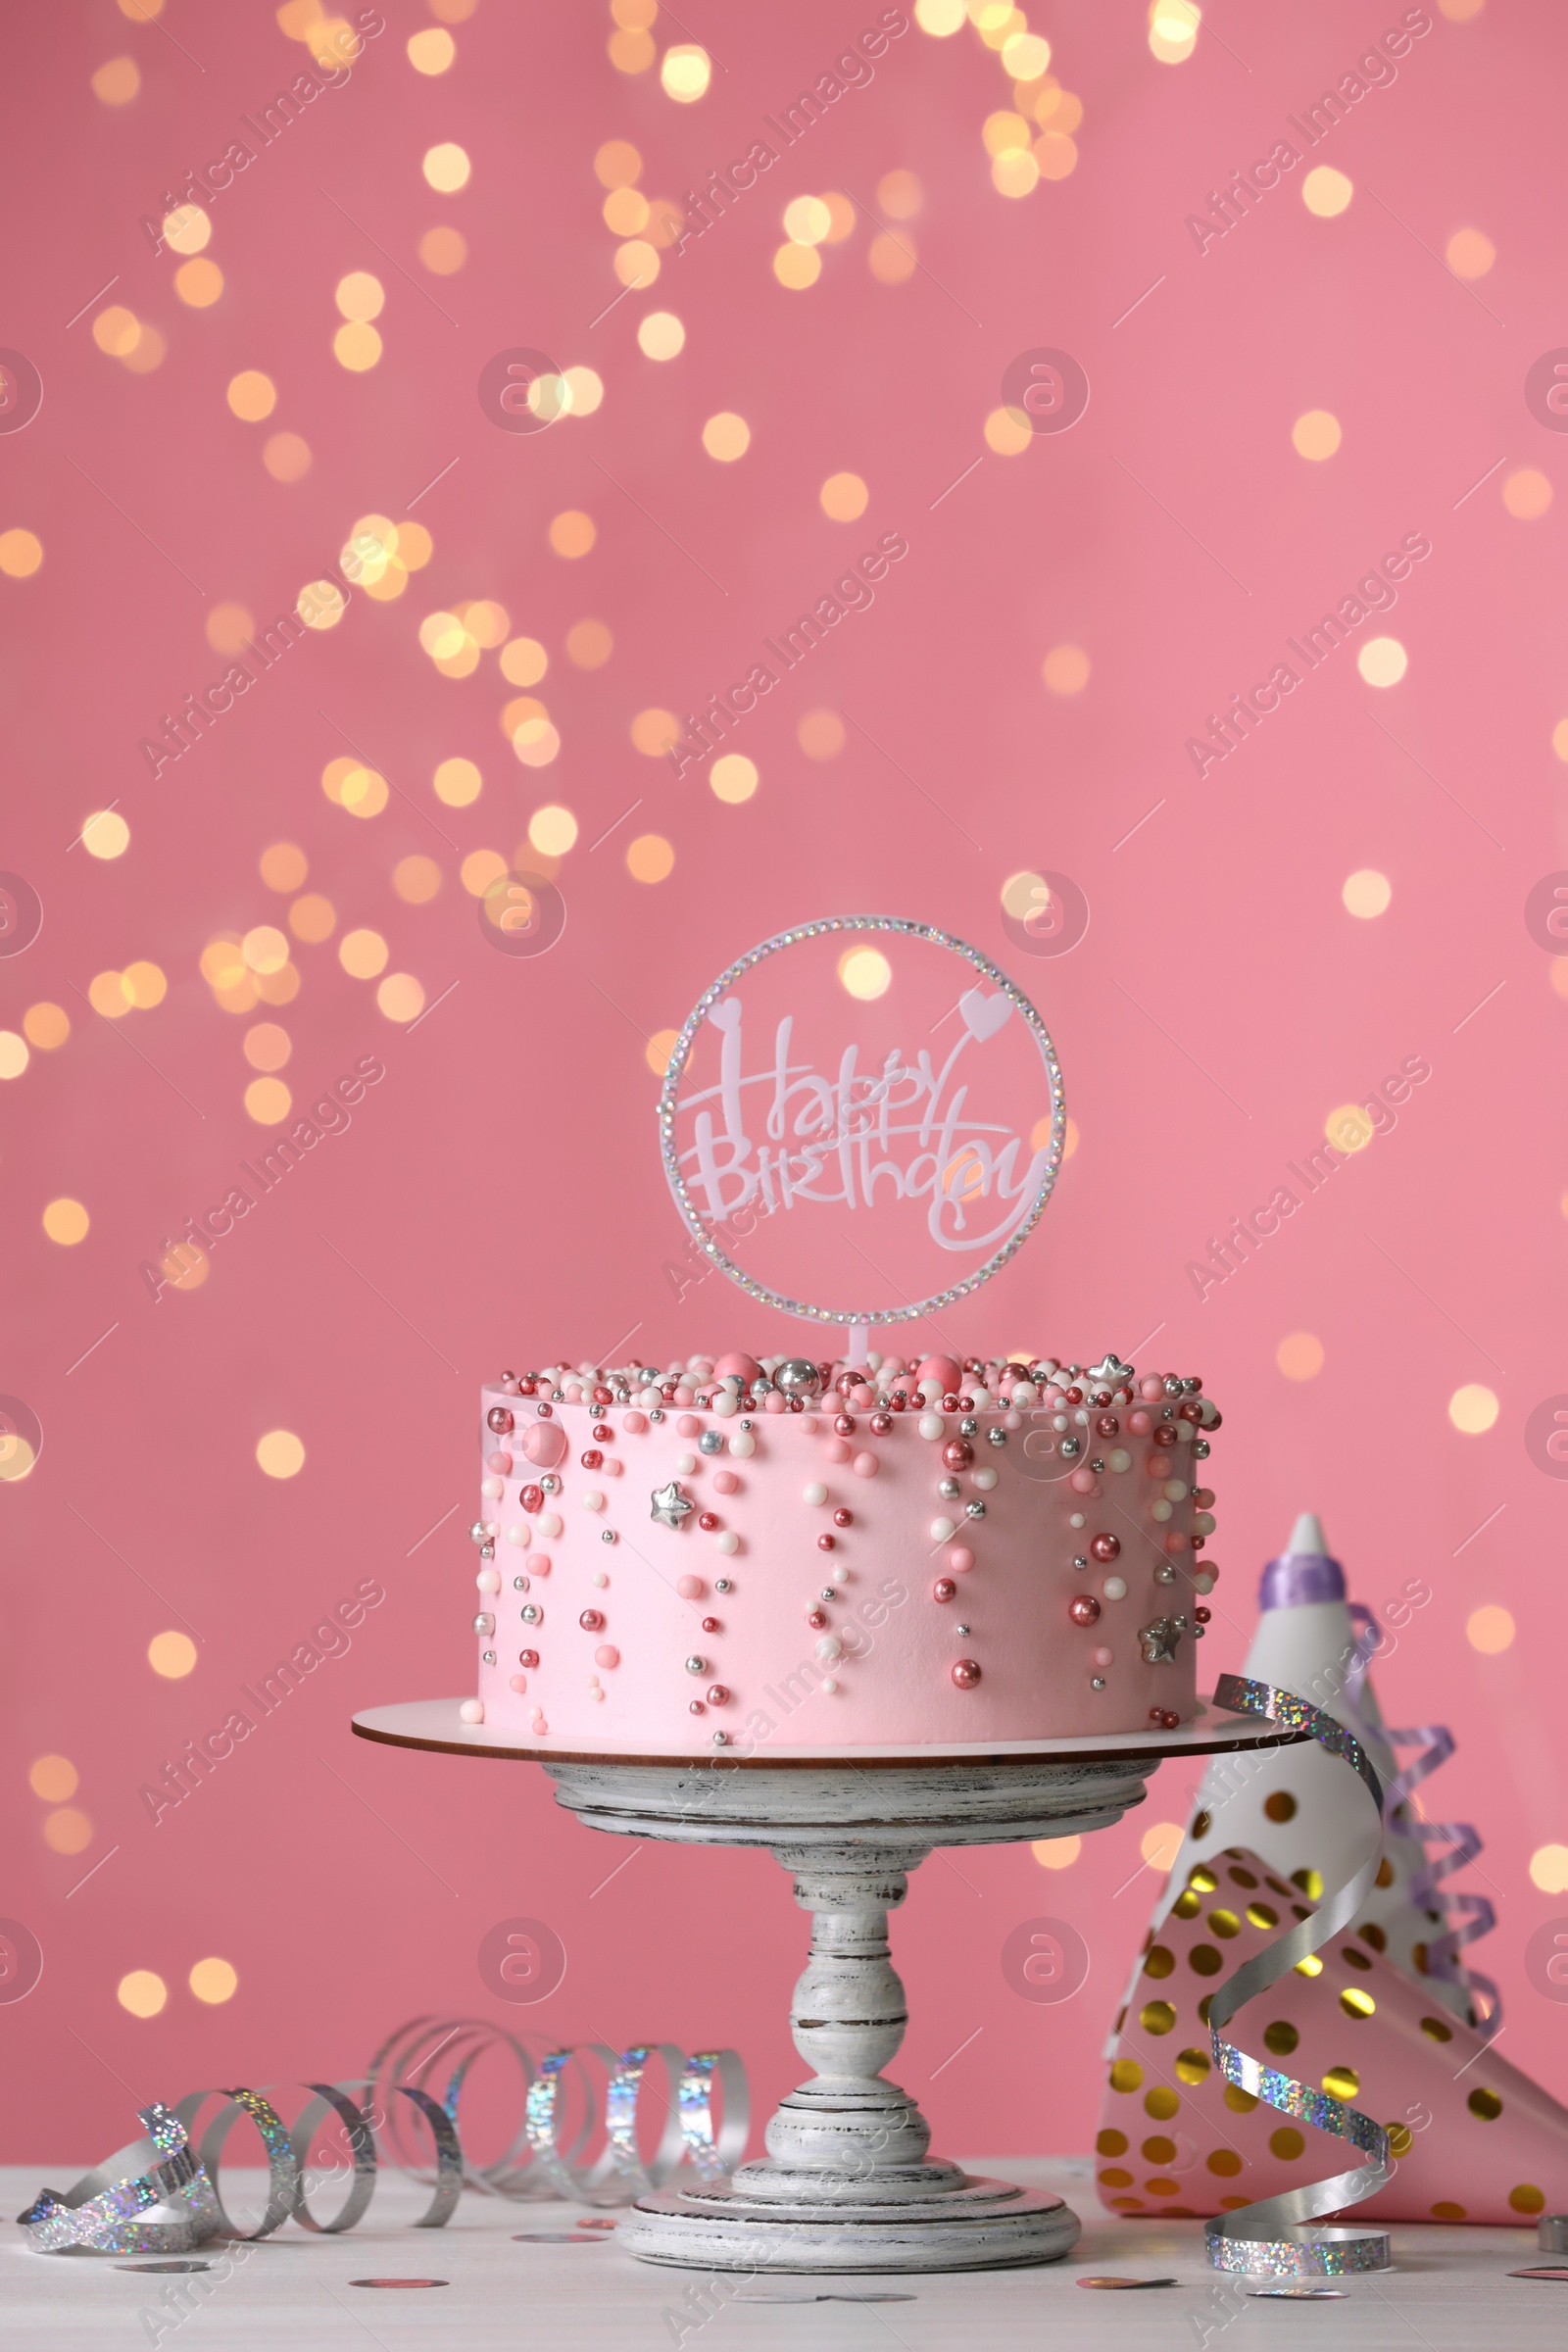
(1096, 1845), (1568, 2227)
(1155, 1513), (1472, 2021)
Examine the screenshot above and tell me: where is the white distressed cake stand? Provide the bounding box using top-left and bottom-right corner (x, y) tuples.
(353, 1699), (1302, 2274)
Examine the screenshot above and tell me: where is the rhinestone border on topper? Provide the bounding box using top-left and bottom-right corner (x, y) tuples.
(657, 915), (1067, 1327)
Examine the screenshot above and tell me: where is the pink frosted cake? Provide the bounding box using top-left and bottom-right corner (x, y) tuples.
(461, 1350), (1220, 1755)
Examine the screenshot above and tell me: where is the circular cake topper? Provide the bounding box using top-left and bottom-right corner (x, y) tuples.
(658, 916), (1066, 1326)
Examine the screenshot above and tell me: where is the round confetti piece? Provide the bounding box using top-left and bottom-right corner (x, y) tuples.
(1076, 2276), (1177, 2289)
(1249, 2286), (1348, 2299)
(511, 2232), (608, 2243)
(350, 2278), (449, 2288)
(116, 2261), (213, 2274)
(1511, 2268), (1568, 2282)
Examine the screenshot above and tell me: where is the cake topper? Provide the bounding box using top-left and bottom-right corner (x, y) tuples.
(658, 916), (1066, 1327)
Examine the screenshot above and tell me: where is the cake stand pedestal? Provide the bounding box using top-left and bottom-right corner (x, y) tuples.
(352, 1702), (1302, 2274)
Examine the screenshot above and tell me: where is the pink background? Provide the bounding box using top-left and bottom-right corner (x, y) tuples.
(5, 0), (1567, 2171)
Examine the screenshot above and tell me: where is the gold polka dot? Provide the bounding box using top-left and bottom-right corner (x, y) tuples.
(1268, 2128), (1304, 2161)
(1291, 1864), (1322, 1895)
(1174, 2047), (1210, 2084)
(1108, 2059), (1143, 2093)
(1262, 2021), (1298, 2056)
(1467, 2086), (1502, 2121)
(1143, 2087), (1179, 2121)
(1139, 2000), (1176, 2036)
(1171, 1888), (1201, 1920)
(1430, 2200), (1466, 2222)
(1509, 2183), (1545, 2215)
(1386, 2122), (1413, 2157)
(1322, 2066), (1359, 2100)
(1207, 2147), (1245, 2176)
(1188, 1944), (1222, 1977)
(1144, 1945), (1175, 1979)
(1096, 2128), (1128, 2156)
(1207, 1909), (1241, 1939)
(1189, 1864), (1218, 1892)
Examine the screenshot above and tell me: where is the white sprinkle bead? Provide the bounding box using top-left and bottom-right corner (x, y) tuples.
(506, 1523), (529, 1547)
(460, 1698), (484, 1724)
(476, 1567), (501, 1592)
(676, 1452), (698, 1474)
(590, 1686), (605, 1701)
(1194, 1571), (1215, 1593)
(1010, 1381), (1039, 1406)
(803, 1481), (828, 1506)
(729, 1432), (756, 1458)
(592, 1570), (609, 1588)
(972, 1466), (998, 1491)
(1163, 1479), (1188, 1502)
(832, 1562), (850, 1584)
(918, 1412), (945, 1440)
(582, 1490), (606, 1510)
(481, 1475), (504, 1501)
(714, 1530), (740, 1554)
(822, 1677), (840, 1694)
(1151, 1498), (1173, 1522)
(930, 1516), (956, 1543)
(1196, 1511), (1216, 1535)
(536, 1512), (563, 1538)
(1102, 1575), (1127, 1600)
(814, 1635), (843, 1661)
(1107, 1448), (1132, 1473)
(970, 1387), (992, 1409)
(712, 1391), (737, 1417)
(919, 1379), (943, 1404)
(1069, 1511), (1086, 1529)
(638, 1387), (662, 1408)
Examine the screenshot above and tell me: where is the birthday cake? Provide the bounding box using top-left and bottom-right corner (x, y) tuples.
(462, 1349), (1219, 1754)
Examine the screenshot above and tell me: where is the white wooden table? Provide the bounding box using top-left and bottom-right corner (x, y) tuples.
(5, 2163), (1561, 2348)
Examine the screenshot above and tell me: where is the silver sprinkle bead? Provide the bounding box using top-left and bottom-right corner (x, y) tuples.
(819, 1587), (835, 1602)
(938, 1477), (960, 1500)
(483, 1649), (496, 1665)
(473, 1613), (495, 1637)
(712, 1731), (728, 1746)
(601, 1528), (616, 1544)
(650, 1407), (664, 1422)
(513, 1576), (527, 1591)
(965, 1500), (986, 1520)
(1073, 1556), (1088, 1570)
(1092, 1676), (1106, 1690)
(960, 1417), (978, 1437)
(714, 1578), (732, 1593)
(1153, 1565), (1175, 1586)
(468, 1520), (489, 1545)
(1060, 1436), (1081, 1458)
(541, 1474), (561, 1494)
(521, 1603), (541, 1624)
(987, 1426), (1007, 1447)
(479, 1541), (495, 1562)
(685, 1654), (707, 1675)
(956, 1624), (971, 1637)
(698, 1430), (723, 1454)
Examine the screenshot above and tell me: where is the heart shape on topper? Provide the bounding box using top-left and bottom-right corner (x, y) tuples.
(960, 986), (1012, 1044)
(706, 997), (742, 1034)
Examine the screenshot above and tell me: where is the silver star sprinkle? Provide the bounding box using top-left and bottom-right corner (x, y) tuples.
(1138, 1613), (1190, 1665)
(650, 1480), (695, 1529)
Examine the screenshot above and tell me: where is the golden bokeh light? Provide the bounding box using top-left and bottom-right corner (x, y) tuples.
(243, 1022), (291, 1072)
(418, 224), (467, 273)
(29, 1755), (78, 1802)
(43, 1808), (93, 1855)
(839, 946), (892, 1001)
(604, 186), (650, 234)
(1503, 468), (1552, 519)
(174, 257), (223, 306)
(341, 765), (387, 816)
(263, 431), (312, 482)
(0, 1031), (28, 1079)
(23, 1003), (69, 1049)
(1004, 29), (1053, 76)
(1343, 868), (1391, 918)
(1042, 645), (1090, 695)
(869, 233), (917, 283)
(1302, 166), (1353, 217)
(527, 805), (578, 857)
(610, 24), (656, 72)
(615, 237), (660, 288)
(645, 1027), (680, 1075)
(993, 149), (1040, 198)
(877, 169), (922, 218)
(298, 578), (347, 629)
(43, 1198), (89, 1246)
(983, 405), (1031, 454)
(1446, 225), (1495, 277)
(92, 305), (141, 357)
(200, 936), (246, 988)
(92, 55), (140, 103)
(783, 195), (832, 246)
(1466, 1605), (1514, 1654)
(549, 510), (596, 559)
(1325, 1103), (1374, 1153)
(1293, 409), (1342, 461)
(1529, 1845), (1568, 1893)
(333, 320), (382, 370)
(820, 471), (868, 520)
(376, 973), (425, 1022)
(149, 1627), (197, 1678)
(208, 603), (254, 654)
(339, 928), (389, 979)
(566, 618), (612, 667)
(122, 960), (167, 1008)
(500, 636), (548, 686)
(408, 26), (456, 73)
(1031, 1836), (1081, 1869)
(626, 833), (675, 883)
(773, 242), (821, 289)
(661, 43), (711, 100)
(631, 708), (678, 757)
(162, 204), (211, 254)
(434, 756), (482, 806)
(244, 1077), (292, 1124)
(915, 0), (965, 27)
(256, 1429), (306, 1479)
(260, 840), (307, 892)
(226, 369), (277, 421)
(464, 599), (510, 647)
(290, 894), (336, 941)
(1276, 1331), (1325, 1381)
(637, 311), (685, 359)
(118, 1971), (168, 2020)
(335, 270), (384, 320)
(241, 924), (289, 974)
(703, 411), (751, 461)
(87, 971), (131, 1018)
(0, 528), (44, 577)
(398, 521), (433, 568)
(1149, 0), (1200, 62)
(422, 141), (471, 192)
(1448, 1383), (1498, 1435)
(1357, 636), (1407, 687)
(460, 849), (507, 897)
(1140, 1820), (1184, 1868)
(596, 138), (643, 187)
(710, 754), (759, 804)
(799, 709), (846, 760)
(393, 855), (442, 904)
(563, 365), (604, 415)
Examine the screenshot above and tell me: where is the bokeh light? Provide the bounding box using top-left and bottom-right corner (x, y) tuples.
(1343, 868), (1392, 917)
(1448, 1384), (1498, 1435)
(408, 26), (456, 73)
(226, 370), (277, 421)
(637, 312), (685, 360)
(1276, 1332), (1325, 1381)
(377, 974), (425, 1022)
(1466, 1605), (1514, 1654)
(566, 619), (612, 666)
(631, 708), (678, 757)
(0, 1031), (28, 1079)
(702, 412), (751, 462)
(190, 1956), (239, 2004)
(244, 1078), (292, 1124)
(43, 1809), (93, 1855)
(710, 755), (759, 804)
(82, 808), (129, 858)
(1503, 468), (1552, 519)
(820, 472), (868, 520)
(174, 259), (223, 307)
(528, 805), (578, 856)
(1446, 226), (1495, 277)
(1140, 1821), (1184, 1868)
(394, 856), (442, 904)
(43, 1198), (89, 1246)
(645, 1027), (680, 1075)
(773, 243), (821, 290)
(1357, 637), (1407, 687)
(626, 833), (674, 883)
(435, 757), (482, 806)
(418, 225), (467, 273)
(23, 1004), (69, 1049)
(91, 56), (140, 103)
(288, 893), (335, 943)
(208, 604), (255, 655)
(260, 841), (308, 892)
(661, 44), (711, 101)
(422, 142), (471, 191)
(839, 947), (891, 1000)
(149, 1630), (198, 1679)
(0, 528), (44, 577)
(340, 928), (389, 978)
(243, 1023), (291, 1072)
(1042, 645), (1090, 695)
(1530, 1845), (1568, 1893)
(29, 1755), (77, 1801)
(118, 1971), (168, 2020)
(549, 511), (596, 558)
(1292, 410), (1342, 461)
(799, 710), (846, 760)
(1032, 1837), (1081, 1869)
(1302, 166), (1353, 217)
(256, 1430), (306, 1479)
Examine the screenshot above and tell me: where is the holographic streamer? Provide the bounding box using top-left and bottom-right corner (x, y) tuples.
(679, 2049), (751, 2181)
(18, 2104), (220, 2256)
(1205, 1672), (1393, 2278)
(171, 2087), (297, 2240)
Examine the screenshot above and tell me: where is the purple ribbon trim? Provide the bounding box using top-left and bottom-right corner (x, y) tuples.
(1258, 1550), (1347, 1609)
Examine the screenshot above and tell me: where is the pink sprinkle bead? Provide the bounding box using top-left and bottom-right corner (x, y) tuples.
(487, 1450), (513, 1475)
(674, 1385), (695, 1405)
(1165, 1531), (1190, 1556)
(678, 1414), (702, 1438)
(853, 1450), (879, 1478)
(948, 1545), (974, 1573)
(510, 1673), (527, 1693)
(677, 1574), (705, 1599)
(824, 1438), (851, 1464)
(850, 1384), (876, 1410)
(460, 1699), (484, 1724)
(715, 1352), (760, 1384)
(1069, 1467), (1097, 1494)
(711, 1470), (739, 1495)
(800, 1414), (819, 1435)
(564, 1383), (584, 1402)
(1094, 1645), (1113, 1668)
(594, 1644), (620, 1668)
(623, 1410), (648, 1434)
(521, 1420), (567, 1469)
(764, 1391), (787, 1413)
(1129, 1409), (1152, 1436)
(526, 1552), (552, 1576)
(1140, 1376), (1166, 1401)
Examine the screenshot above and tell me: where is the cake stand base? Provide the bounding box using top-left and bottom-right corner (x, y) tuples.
(352, 1703), (1303, 2275)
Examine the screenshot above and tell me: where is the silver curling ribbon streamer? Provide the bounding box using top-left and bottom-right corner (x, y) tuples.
(679, 2050), (750, 2183)
(287, 2083), (378, 2233)
(605, 2045), (689, 2195)
(17, 2104), (221, 2255)
(1205, 1672), (1392, 2278)
(171, 2088), (298, 2240)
